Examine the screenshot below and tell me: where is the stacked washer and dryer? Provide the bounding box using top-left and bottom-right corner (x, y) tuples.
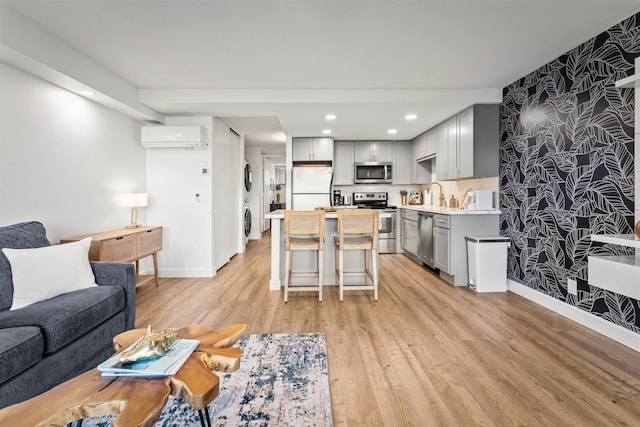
(243, 161), (252, 247)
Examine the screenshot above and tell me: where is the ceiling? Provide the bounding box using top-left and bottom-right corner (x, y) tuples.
(1, 0), (639, 154)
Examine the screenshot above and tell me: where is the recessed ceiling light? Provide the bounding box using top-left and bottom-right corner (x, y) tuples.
(325, 114), (336, 121)
(387, 129), (397, 134)
(322, 129), (332, 134)
(81, 90), (95, 96)
(405, 114), (417, 120)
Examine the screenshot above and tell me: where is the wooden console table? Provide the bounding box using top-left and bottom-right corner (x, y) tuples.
(61, 226), (163, 287)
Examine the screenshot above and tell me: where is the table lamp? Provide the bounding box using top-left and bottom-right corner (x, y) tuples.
(121, 193), (148, 228)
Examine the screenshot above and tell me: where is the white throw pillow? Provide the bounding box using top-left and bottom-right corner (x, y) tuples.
(2, 237), (97, 310)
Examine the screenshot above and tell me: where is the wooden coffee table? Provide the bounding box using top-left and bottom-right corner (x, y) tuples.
(0, 323), (247, 427)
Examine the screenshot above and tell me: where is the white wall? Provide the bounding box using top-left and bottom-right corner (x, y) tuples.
(245, 147), (262, 240)
(262, 157), (274, 231)
(145, 116), (215, 277)
(0, 63), (146, 243)
(145, 116), (244, 277)
(229, 129), (243, 253)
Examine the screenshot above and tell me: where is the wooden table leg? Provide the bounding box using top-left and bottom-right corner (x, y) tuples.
(152, 252), (159, 286)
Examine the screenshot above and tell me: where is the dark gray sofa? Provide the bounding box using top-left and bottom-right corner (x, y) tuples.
(0, 221), (136, 408)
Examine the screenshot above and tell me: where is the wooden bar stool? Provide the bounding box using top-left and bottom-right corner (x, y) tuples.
(334, 209), (379, 302)
(284, 210), (326, 302)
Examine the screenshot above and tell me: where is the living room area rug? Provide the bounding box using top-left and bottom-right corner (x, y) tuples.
(84, 333), (333, 426)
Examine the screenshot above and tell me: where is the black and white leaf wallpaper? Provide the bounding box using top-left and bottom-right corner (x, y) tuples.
(500, 12), (640, 333)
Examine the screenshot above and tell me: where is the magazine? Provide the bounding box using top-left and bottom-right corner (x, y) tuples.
(98, 338), (200, 377)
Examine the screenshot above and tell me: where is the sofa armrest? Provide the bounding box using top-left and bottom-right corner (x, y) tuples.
(90, 262), (136, 330)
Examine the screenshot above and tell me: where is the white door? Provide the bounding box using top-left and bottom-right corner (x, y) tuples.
(214, 120), (231, 270)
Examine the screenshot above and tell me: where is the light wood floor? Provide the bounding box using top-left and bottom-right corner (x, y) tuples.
(136, 231), (640, 426)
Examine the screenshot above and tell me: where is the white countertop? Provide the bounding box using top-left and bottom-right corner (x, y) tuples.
(591, 234), (640, 249)
(398, 205), (501, 215)
(266, 209), (392, 219)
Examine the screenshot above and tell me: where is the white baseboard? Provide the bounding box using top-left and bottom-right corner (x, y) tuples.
(140, 268), (216, 278)
(508, 280), (639, 352)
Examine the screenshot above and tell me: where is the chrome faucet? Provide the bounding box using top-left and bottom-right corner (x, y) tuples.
(427, 182), (445, 207)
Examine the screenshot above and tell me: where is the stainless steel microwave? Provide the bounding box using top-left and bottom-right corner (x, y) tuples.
(354, 162), (393, 184)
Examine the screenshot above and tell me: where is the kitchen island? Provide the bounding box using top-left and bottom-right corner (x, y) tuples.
(265, 209), (392, 291)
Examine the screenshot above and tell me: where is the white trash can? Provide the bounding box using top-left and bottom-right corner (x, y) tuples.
(465, 236), (511, 292)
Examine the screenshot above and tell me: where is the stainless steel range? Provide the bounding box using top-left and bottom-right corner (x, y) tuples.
(352, 192), (397, 254)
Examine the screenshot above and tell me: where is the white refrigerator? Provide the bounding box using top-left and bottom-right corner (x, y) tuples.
(292, 166), (333, 210)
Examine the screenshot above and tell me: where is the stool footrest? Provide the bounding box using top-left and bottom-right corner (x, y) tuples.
(287, 285), (323, 292)
(340, 285), (376, 290)
(290, 272), (320, 277)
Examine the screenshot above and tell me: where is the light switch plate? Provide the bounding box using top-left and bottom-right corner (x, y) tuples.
(567, 278), (577, 295)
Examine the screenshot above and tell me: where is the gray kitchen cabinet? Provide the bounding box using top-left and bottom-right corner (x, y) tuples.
(354, 141), (393, 163)
(433, 214), (450, 273)
(425, 128), (437, 156)
(435, 213), (500, 286)
(456, 105), (499, 178)
(412, 129), (437, 160)
(410, 138), (421, 184)
(394, 140), (411, 185)
(435, 105), (499, 180)
(457, 107), (474, 178)
(401, 209), (419, 260)
(292, 137), (334, 162)
(436, 123), (449, 180)
(446, 117), (458, 180)
(333, 140), (355, 185)
(410, 133), (432, 184)
(412, 132), (428, 160)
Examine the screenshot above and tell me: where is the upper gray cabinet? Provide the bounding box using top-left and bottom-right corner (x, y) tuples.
(354, 141), (393, 163)
(393, 140), (411, 185)
(411, 133), (433, 185)
(292, 137), (334, 162)
(412, 129), (437, 160)
(436, 104), (499, 180)
(333, 140), (355, 185)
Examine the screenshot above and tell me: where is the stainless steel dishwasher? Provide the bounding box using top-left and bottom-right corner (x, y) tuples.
(417, 212), (435, 268)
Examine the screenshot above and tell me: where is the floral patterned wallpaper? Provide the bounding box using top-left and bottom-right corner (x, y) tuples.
(500, 13), (639, 332)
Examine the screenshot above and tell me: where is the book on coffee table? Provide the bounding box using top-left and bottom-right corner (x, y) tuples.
(98, 338), (200, 377)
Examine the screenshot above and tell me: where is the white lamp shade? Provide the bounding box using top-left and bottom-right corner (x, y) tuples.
(121, 193), (148, 208)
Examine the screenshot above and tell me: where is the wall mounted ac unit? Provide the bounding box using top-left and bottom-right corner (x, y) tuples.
(141, 126), (208, 150)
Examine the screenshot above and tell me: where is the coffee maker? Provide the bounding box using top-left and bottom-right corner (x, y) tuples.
(333, 190), (342, 206)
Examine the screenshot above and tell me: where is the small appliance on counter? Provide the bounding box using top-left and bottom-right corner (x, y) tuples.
(422, 189), (432, 206)
(409, 190), (422, 205)
(333, 189), (342, 206)
(467, 190), (498, 210)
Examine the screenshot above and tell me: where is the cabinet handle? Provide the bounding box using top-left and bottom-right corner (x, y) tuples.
(146, 230), (153, 233)
(116, 237), (123, 240)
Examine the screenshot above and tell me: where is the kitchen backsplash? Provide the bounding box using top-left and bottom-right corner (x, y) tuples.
(428, 177), (499, 206)
(334, 176), (498, 207)
(333, 184), (421, 207)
